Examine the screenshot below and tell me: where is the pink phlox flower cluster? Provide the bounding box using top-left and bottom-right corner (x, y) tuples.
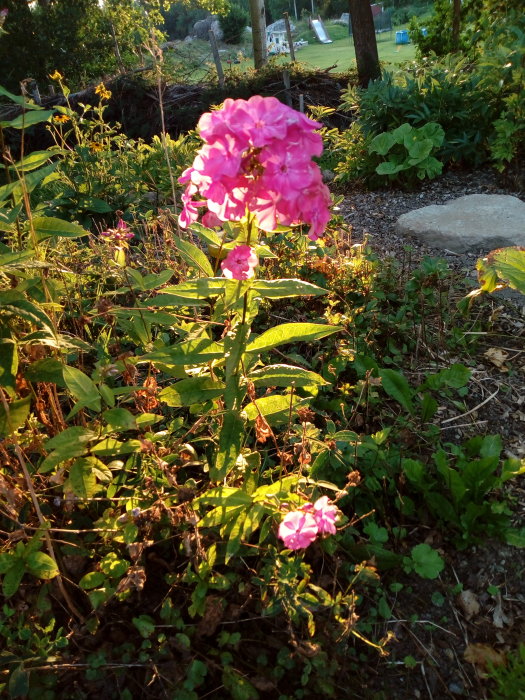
(278, 496), (339, 550)
(221, 244), (258, 281)
(179, 96), (331, 240)
(100, 218), (134, 242)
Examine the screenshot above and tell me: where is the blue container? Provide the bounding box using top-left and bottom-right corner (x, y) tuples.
(395, 29), (409, 45)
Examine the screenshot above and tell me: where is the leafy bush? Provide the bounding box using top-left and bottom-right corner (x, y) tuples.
(340, 55), (497, 167)
(220, 3), (249, 45)
(367, 122), (444, 186)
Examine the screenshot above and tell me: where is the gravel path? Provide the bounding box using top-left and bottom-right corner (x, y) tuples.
(339, 168), (524, 279)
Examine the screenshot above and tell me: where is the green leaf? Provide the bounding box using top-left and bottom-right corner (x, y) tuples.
(243, 394), (306, 425)
(45, 426), (97, 451)
(198, 505), (245, 528)
(0, 339), (17, 395)
(173, 237), (214, 277)
(376, 160), (405, 175)
(423, 364), (471, 391)
(148, 278), (232, 306)
(211, 412), (245, 482)
(10, 149), (65, 172)
(251, 279), (329, 299)
(409, 543), (444, 579)
(139, 338), (224, 366)
(2, 110), (55, 129)
(141, 269), (173, 290)
(188, 221), (222, 247)
(24, 357), (65, 386)
(406, 138), (433, 162)
(222, 666), (259, 700)
(8, 664), (29, 699)
(133, 615), (156, 638)
(402, 458), (425, 486)
(63, 365), (101, 414)
(159, 376), (224, 407)
(248, 364), (328, 389)
(78, 571), (106, 590)
(90, 438), (142, 456)
(2, 560), (25, 598)
(224, 511), (247, 563)
(491, 247), (525, 294)
(480, 434), (502, 459)
(0, 396), (30, 438)
(196, 487), (252, 508)
(369, 131), (395, 156)
(379, 369), (414, 414)
(0, 84), (46, 107)
(0, 297), (56, 336)
(33, 216), (90, 242)
(103, 408), (137, 431)
(69, 458), (99, 499)
(505, 528), (525, 547)
(25, 552), (59, 580)
(246, 323), (339, 354)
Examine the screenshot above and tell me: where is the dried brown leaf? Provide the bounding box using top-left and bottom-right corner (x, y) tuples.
(464, 643), (506, 671)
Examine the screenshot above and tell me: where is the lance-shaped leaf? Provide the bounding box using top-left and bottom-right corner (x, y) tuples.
(243, 394), (308, 425)
(2, 110), (55, 129)
(248, 364), (329, 389)
(246, 323), (339, 354)
(33, 216), (90, 242)
(251, 279), (329, 299)
(159, 376), (224, 407)
(211, 412), (245, 482)
(379, 369), (414, 414)
(63, 365), (101, 417)
(138, 338), (224, 366)
(148, 278), (233, 307)
(173, 237), (214, 277)
(0, 396), (30, 438)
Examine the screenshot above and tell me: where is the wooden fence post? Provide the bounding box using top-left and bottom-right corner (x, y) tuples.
(283, 12), (296, 63)
(209, 30), (225, 87)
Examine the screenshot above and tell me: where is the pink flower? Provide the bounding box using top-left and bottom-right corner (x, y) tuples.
(201, 211), (222, 228)
(99, 218), (134, 242)
(312, 496), (338, 535)
(221, 245), (258, 280)
(178, 96), (331, 238)
(278, 511), (318, 550)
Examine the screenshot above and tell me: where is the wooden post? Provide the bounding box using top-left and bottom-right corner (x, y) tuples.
(282, 69), (292, 107)
(249, 0), (267, 69)
(209, 30), (225, 87)
(283, 12), (296, 63)
(299, 93), (304, 113)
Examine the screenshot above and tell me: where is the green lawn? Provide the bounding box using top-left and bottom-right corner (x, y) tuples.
(292, 24), (416, 71)
(163, 21), (418, 82)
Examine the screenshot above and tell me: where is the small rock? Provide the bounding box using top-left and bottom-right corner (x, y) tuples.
(396, 194), (525, 253)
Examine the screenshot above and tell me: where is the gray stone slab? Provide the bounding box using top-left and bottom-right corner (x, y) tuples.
(396, 194), (525, 254)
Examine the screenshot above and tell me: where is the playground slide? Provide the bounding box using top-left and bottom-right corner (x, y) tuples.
(311, 18), (332, 44)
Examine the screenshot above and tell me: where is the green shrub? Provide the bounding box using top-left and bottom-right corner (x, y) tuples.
(220, 3), (249, 45)
(341, 55), (496, 167)
(367, 122), (444, 186)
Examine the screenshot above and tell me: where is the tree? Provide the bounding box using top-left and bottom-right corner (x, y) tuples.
(248, 0), (267, 69)
(348, 0), (380, 88)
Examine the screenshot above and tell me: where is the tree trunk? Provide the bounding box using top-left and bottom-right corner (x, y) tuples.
(452, 0), (461, 52)
(348, 0), (381, 88)
(249, 0), (267, 69)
